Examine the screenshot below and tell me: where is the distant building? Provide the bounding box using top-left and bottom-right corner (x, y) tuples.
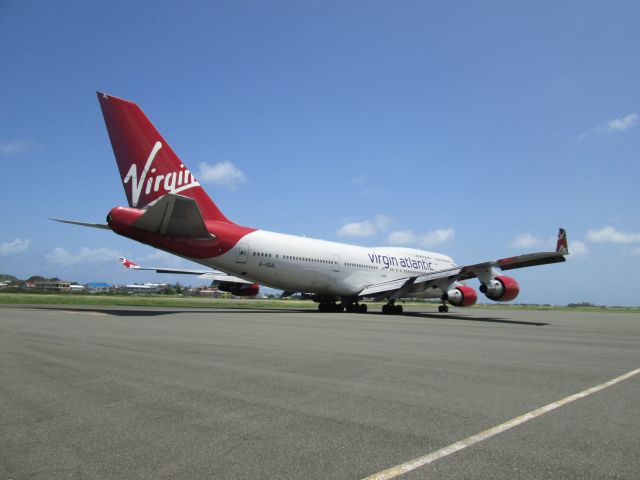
(122, 283), (166, 294)
(196, 287), (231, 298)
(35, 281), (71, 292)
(69, 284), (86, 293)
(198, 288), (221, 298)
(85, 282), (113, 293)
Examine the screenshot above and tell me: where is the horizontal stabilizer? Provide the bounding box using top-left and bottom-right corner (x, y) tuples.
(51, 218), (111, 230)
(132, 194), (213, 239)
(117, 257), (252, 284)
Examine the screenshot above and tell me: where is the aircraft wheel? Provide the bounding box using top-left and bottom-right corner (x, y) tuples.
(438, 305), (444, 313)
(383, 304), (400, 315)
(359, 304), (367, 313)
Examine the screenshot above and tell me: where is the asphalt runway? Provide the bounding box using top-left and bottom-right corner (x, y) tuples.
(1, 305), (639, 479)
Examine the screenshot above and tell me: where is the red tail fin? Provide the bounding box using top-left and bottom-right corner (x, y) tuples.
(97, 92), (230, 223)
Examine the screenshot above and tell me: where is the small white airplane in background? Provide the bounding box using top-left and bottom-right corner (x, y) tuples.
(55, 92), (569, 314)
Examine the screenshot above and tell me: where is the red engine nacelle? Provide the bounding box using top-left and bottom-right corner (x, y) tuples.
(443, 285), (478, 307)
(479, 275), (520, 302)
(217, 282), (260, 297)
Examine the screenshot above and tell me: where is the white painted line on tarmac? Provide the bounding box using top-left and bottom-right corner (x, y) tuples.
(362, 366), (640, 480)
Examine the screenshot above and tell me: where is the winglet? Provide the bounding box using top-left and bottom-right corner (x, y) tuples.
(556, 228), (569, 255)
(118, 257), (139, 269)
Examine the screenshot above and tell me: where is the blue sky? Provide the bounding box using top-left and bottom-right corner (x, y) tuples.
(1, 1), (639, 305)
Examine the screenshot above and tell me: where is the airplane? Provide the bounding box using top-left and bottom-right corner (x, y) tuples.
(54, 92), (569, 314)
(117, 257), (260, 297)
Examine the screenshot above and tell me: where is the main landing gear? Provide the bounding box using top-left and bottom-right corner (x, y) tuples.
(317, 300), (367, 313)
(318, 301), (342, 312)
(346, 303), (368, 313)
(438, 297), (450, 313)
(382, 301), (403, 315)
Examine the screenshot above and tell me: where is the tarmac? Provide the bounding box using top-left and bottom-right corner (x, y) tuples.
(1, 305), (639, 479)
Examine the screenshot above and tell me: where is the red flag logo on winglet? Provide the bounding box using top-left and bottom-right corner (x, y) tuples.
(118, 257), (138, 269)
(556, 228), (569, 254)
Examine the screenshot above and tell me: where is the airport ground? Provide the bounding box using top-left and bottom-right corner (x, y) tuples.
(1, 292), (640, 313)
(1, 305), (639, 479)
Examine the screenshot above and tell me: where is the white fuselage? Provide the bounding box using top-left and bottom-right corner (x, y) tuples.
(197, 230), (459, 298)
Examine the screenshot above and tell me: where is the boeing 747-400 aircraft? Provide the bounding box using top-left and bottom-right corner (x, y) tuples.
(55, 92), (568, 314)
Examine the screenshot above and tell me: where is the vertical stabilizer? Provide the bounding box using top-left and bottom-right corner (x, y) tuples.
(97, 92), (230, 223)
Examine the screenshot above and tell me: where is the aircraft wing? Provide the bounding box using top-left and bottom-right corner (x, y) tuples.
(359, 228), (569, 299)
(457, 228), (569, 281)
(118, 257), (253, 284)
(456, 252), (566, 281)
(358, 268), (462, 300)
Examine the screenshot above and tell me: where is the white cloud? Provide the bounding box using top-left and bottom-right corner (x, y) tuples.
(45, 247), (121, 267)
(386, 227), (456, 247)
(420, 228), (455, 247)
(0, 238), (30, 256)
(509, 233), (543, 249)
(569, 240), (589, 256)
(337, 214), (393, 237)
(0, 140), (43, 156)
(608, 113), (639, 131)
(143, 250), (177, 263)
(372, 214), (393, 231)
(338, 222), (375, 237)
(197, 161), (246, 189)
(387, 230), (416, 245)
(586, 226), (640, 244)
(141, 250), (192, 267)
(579, 113), (639, 139)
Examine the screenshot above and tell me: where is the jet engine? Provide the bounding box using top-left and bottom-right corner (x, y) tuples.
(479, 275), (519, 302)
(442, 285), (478, 307)
(215, 281), (260, 297)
